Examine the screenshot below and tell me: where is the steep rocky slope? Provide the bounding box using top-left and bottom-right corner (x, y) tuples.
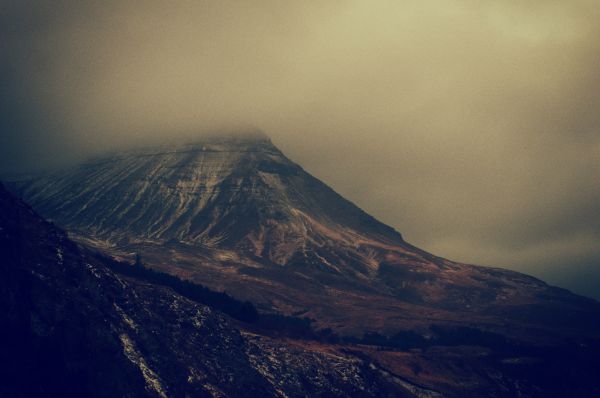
(0, 182), (414, 397)
(14, 133), (402, 269)
(9, 134), (600, 341)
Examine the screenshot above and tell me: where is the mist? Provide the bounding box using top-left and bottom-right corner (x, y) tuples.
(1, 0), (599, 298)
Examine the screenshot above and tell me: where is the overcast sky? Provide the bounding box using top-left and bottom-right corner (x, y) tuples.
(1, 0), (599, 298)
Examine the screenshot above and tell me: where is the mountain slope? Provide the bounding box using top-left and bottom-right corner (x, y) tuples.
(0, 182), (415, 397)
(9, 134), (600, 341)
(14, 132), (416, 283)
(17, 133), (401, 253)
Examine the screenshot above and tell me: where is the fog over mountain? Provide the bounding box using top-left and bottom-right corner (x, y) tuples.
(1, 0), (599, 298)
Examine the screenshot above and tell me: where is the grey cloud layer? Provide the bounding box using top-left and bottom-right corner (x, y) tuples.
(1, 0), (599, 297)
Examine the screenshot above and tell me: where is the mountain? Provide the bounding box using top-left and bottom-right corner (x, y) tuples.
(9, 133), (600, 342)
(0, 182), (418, 397)
(6, 132), (600, 396)
(14, 132), (403, 265)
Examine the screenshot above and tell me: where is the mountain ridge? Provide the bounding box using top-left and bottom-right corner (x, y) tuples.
(13, 134), (405, 263)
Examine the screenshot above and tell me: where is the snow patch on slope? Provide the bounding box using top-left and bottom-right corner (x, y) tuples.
(119, 333), (168, 398)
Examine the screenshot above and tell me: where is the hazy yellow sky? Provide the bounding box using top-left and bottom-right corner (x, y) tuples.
(1, 0), (599, 297)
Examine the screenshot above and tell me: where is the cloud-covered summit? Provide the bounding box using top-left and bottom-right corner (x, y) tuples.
(1, 0), (599, 298)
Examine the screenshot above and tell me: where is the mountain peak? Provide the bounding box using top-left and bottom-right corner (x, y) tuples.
(12, 135), (404, 269)
(180, 129), (272, 146)
(212, 128), (270, 141)
(93, 130), (276, 161)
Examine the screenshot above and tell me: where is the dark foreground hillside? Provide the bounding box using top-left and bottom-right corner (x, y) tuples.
(0, 182), (412, 397)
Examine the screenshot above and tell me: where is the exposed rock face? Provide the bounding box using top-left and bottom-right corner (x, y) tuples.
(17, 134), (400, 254)
(0, 183), (412, 397)
(9, 134), (600, 340)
